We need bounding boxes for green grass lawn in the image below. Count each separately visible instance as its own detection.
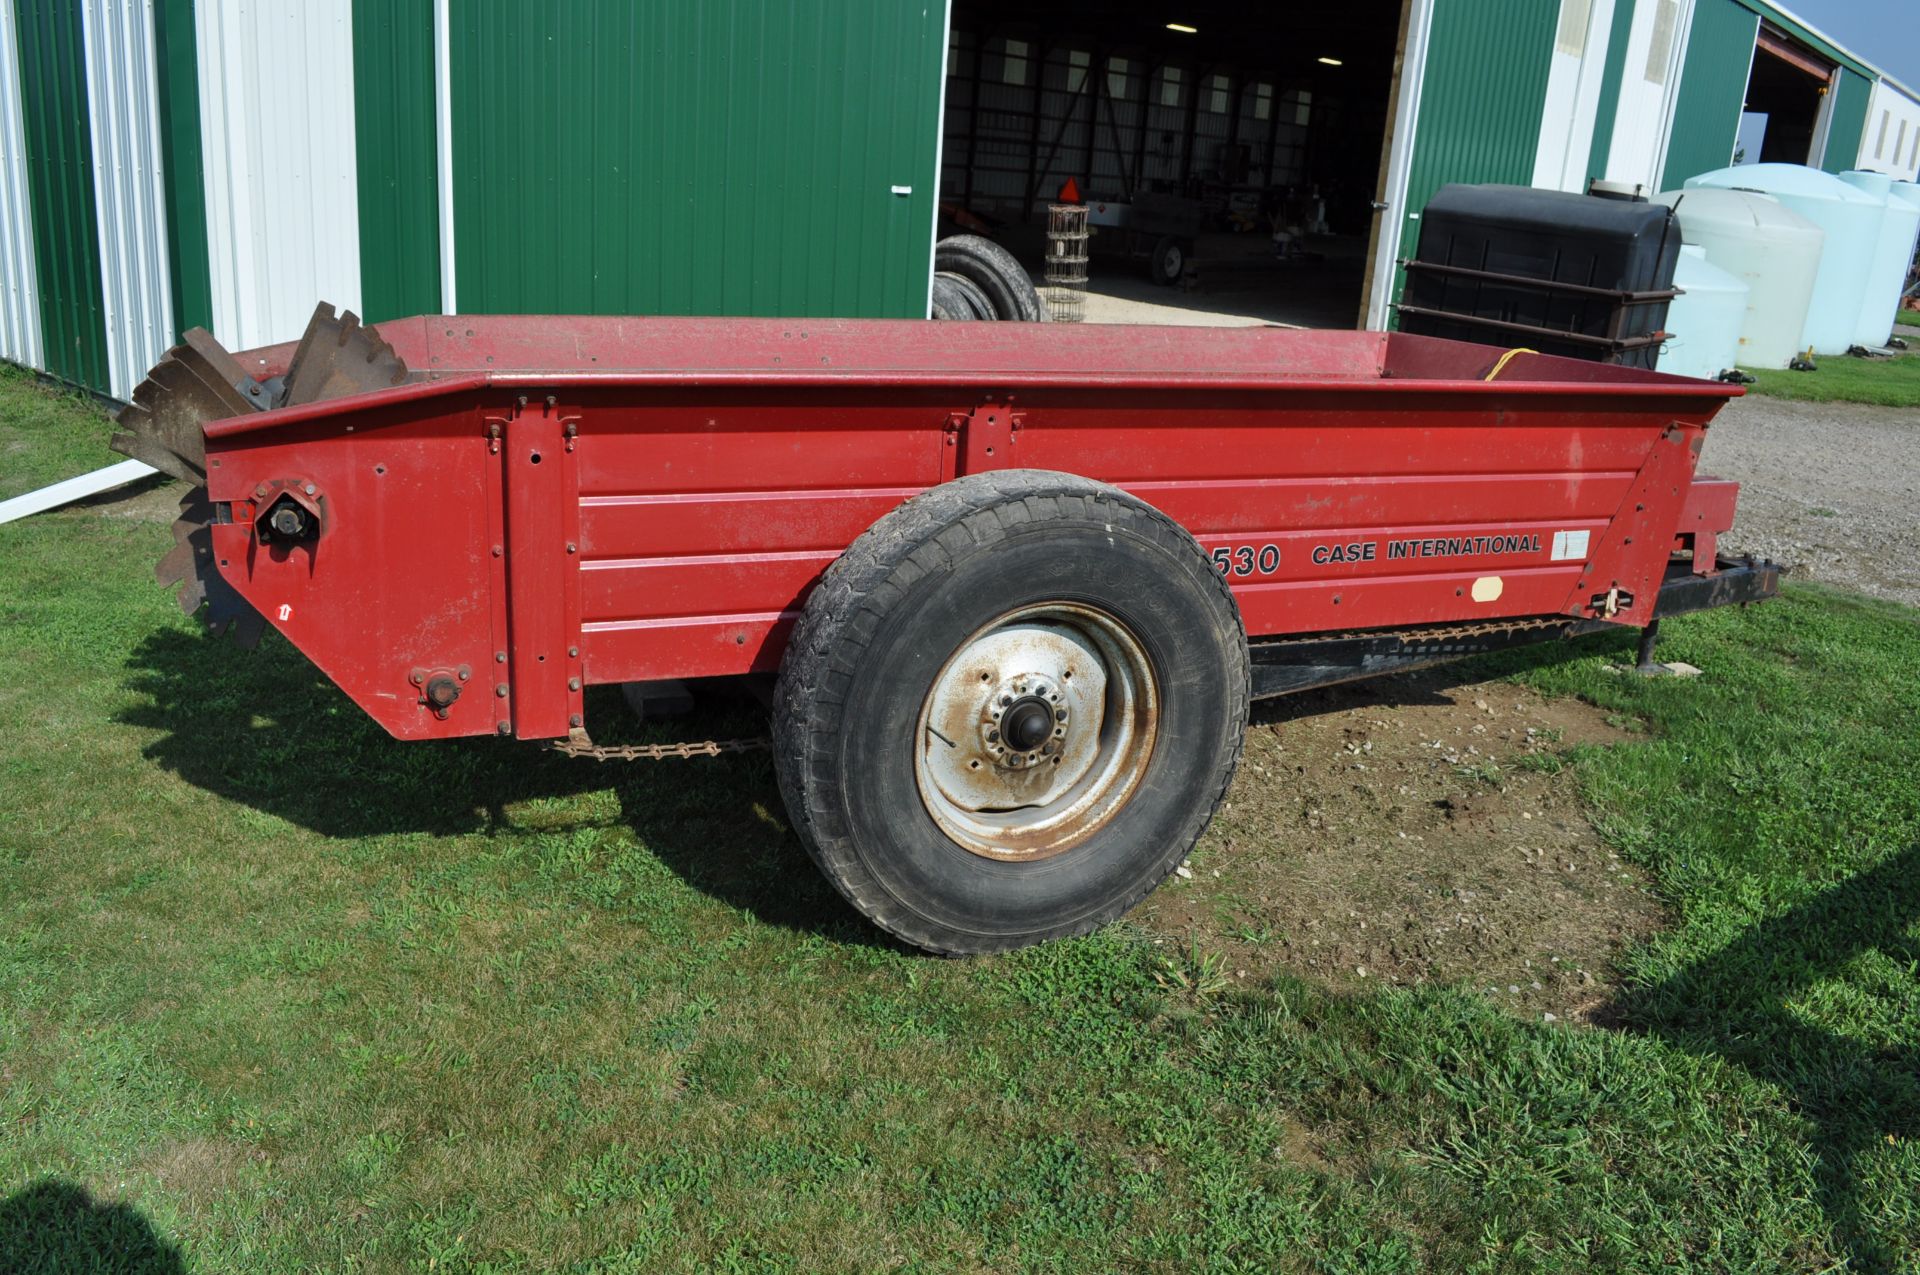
[1741,350,1920,408]
[3,373,1919,1272]
[0,363,125,502]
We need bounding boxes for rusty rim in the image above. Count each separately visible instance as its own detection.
[915,602,1159,861]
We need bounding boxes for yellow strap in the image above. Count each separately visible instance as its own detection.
[1483,347,1539,381]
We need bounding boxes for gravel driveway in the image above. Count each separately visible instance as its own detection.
[1702,393,1920,607]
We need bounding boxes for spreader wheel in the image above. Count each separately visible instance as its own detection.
[772,470,1249,954]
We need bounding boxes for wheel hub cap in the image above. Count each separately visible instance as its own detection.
[916,604,1158,861]
[999,695,1055,753]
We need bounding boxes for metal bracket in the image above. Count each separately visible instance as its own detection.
[955,400,1022,475]
[247,477,328,544]
[1557,424,1698,626]
[484,394,536,454]
[410,664,472,719]
[1589,586,1635,618]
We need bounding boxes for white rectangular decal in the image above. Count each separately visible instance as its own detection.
[1551,530,1592,562]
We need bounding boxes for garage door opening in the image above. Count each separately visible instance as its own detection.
[938,0,1407,328]
[1740,25,1836,166]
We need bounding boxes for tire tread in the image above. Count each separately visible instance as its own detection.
[773,470,1248,955]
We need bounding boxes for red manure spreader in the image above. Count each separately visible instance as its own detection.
[112,306,1775,953]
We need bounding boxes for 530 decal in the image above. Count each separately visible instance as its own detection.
[1209,544,1282,577]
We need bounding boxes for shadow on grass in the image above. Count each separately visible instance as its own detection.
[119,623,1645,950]
[116,628,874,945]
[0,1179,185,1274]
[1616,843,1920,1272]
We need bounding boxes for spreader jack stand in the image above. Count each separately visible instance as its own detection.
[1633,619,1665,675]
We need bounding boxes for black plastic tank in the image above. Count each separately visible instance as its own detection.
[1397,184,1682,368]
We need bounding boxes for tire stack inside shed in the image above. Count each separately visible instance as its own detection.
[931,235,1049,321]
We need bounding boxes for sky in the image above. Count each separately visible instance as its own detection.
[1776,0,1920,88]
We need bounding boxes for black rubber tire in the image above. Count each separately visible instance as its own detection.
[1149,235,1188,286]
[772,470,1250,955]
[938,271,998,321]
[934,234,1043,322]
[929,275,979,321]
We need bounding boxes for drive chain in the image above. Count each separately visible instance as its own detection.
[1254,615,1574,649]
[548,732,771,762]
[551,617,1576,762]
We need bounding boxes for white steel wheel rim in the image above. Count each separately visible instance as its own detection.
[915,602,1159,862]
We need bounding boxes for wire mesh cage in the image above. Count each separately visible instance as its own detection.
[1044,204,1090,324]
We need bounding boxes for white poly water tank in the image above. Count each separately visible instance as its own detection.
[1882,181,1920,334]
[1873,180,1920,337]
[1685,164,1886,355]
[1839,171,1920,347]
[1654,187,1823,369]
[1659,245,1748,380]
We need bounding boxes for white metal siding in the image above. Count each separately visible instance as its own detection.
[1861,77,1920,182]
[1533,0,1617,191]
[196,0,361,351]
[80,0,173,399]
[0,0,42,370]
[432,0,456,313]
[1603,0,1699,193]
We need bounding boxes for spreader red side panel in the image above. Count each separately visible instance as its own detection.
[203,381,505,741]
[198,322,1736,742]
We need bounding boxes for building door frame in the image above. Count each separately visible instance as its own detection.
[1361,0,1433,330]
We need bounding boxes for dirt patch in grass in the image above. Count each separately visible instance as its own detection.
[1138,668,1662,1022]
[142,1137,263,1203]
[88,475,186,525]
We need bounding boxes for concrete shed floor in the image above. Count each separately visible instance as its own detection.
[1000,227,1371,328]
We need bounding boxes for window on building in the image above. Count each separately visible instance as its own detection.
[1205,73,1231,114]
[1909,126,1920,169]
[1645,0,1678,85]
[1253,81,1273,121]
[1158,66,1183,108]
[1000,38,1028,87]
[1285,89,1312,127]
[1877,110,1892,159]
[1556,0,1593,57]
[1066,48,1090,94]
[1897,119,1911,169]
[1107,56,1132,100]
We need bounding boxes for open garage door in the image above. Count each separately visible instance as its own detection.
[938,0,1406,328]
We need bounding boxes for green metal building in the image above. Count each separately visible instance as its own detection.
[0,0,1910,400]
